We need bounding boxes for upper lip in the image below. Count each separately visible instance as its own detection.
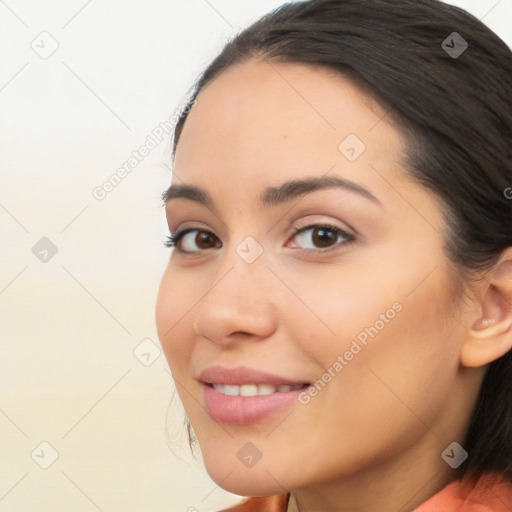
[198,365,310,386]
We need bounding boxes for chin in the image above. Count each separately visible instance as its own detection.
[203,454,290,497]
[209,477,286,498]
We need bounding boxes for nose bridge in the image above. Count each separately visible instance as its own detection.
[193,236,277,342]
[211,232,271,300]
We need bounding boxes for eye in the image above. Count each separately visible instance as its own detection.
[164,228,221,253]
[164,223,356,254]
[288,223,355,252]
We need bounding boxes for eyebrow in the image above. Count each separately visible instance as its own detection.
[163,175,383,213]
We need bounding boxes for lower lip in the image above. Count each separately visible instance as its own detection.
[202,383,308,425]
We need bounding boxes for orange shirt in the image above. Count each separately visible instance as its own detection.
[218,473,512,512]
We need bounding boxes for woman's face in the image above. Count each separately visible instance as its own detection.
[156,59,476,497]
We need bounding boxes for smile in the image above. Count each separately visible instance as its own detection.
[210,383,308,396]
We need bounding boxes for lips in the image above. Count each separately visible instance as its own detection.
[198,365,311,425]
[198,364,310,387]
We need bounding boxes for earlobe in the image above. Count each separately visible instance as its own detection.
[460,252,512,368]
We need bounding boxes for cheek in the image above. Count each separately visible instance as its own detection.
[155,267,196,375]
[284,250,459,430]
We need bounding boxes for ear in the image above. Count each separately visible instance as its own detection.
[460,248,512,368]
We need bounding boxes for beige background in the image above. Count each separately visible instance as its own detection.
[1,1,510,511]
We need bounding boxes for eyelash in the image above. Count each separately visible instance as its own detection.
[164,223,356,254]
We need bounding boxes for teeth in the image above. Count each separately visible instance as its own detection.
[223,385,241,396]
[211,383,305,396]
[257,384,276,395]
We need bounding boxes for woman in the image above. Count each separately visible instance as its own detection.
[156,0,512,510]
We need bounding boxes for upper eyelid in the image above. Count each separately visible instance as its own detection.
[171,222,353,238]
[170,214,355,235]
[166,199,362,237]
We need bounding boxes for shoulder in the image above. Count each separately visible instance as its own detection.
[218,493,289,512]
[414,472,512,512]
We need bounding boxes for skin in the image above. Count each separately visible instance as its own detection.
[156,59,512,512]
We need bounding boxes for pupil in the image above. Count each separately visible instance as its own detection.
[314,228,335,248]
[197,233,213,248]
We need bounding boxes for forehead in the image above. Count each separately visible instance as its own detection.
[172,59,405,205]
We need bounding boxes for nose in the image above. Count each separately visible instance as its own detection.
[193,247,278,346]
